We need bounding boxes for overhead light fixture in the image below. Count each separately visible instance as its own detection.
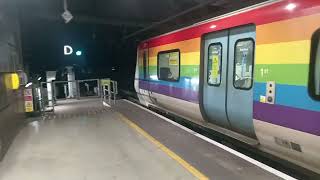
[210,25,217,29]
[285,3,297,11]
[62,10,73,24]
[38,77,42,81]
[62,0,73,23]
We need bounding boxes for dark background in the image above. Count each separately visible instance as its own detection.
[21,19,139,90]
[9,0,267,91]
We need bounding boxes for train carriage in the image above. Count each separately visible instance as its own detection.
[134,0,320,173]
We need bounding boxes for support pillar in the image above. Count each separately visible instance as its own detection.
[46,71,56,107]
[66,66,76,98]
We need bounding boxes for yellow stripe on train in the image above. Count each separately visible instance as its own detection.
[149,52,200,66]
[148,40,310,65]
[256,40,311,64]
[148,38,201,57]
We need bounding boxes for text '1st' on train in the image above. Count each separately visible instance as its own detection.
[134,0,320,174]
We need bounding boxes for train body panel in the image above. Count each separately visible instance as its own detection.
[135,0,320,173]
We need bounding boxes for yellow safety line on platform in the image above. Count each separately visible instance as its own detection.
[117,112,209,180]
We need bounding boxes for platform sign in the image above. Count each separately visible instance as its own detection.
[101,79,110,86]
[25,101,34,112]
[24,89,34,112]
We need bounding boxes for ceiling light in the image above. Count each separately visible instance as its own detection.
[285,3,297,11]
[210,25,217,29]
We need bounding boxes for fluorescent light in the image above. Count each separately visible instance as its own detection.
[25,82,33,88]
[285,3,297,11]
[37,77,42,81]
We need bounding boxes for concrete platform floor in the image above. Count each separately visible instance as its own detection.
[0,99,195,180]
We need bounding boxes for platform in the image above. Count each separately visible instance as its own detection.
[0,98,293,180]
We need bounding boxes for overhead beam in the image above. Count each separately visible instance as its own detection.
[21,12,154,28]
[123,0,228,40]
[73,15,153,27]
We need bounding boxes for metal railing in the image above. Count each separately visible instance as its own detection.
[31,78,117,113]
[39,82,55,112]
[102,80,118,106]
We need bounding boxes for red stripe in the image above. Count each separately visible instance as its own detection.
[140,0,320,49]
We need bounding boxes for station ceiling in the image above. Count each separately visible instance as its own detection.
[9,0,267,40]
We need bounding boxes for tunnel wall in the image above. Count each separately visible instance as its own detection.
[0,6,25,159]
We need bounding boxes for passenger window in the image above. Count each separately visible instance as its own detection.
[157,50,180,81]
[207,43,222,86]
[310,29,320,99]
[315,40,320,96]
[233,39,254,89]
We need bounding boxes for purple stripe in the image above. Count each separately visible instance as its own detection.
[254,102,320,136]
[140,81,199,103]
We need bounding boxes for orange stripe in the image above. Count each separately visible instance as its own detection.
[149,38,200,57]
[257,13,320,45]
[142,13,320,61]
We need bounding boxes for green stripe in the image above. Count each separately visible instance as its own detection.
[143,64,308,86]
[255,64,309,86]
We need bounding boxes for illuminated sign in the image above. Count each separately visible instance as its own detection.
[24,89,34,112]
[64,45,73,55]
[4,73,20,90]
[64,46,83,56]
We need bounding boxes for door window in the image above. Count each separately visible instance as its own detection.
[233,39,255,89]
[315,40,320,96]
[310,29,320,99]
[157,50,180,81]
[207,43,222,86]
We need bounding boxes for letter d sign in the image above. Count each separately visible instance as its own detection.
[64,45,73,55]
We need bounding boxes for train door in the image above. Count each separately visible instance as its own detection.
[136,44,152,105]
[226,25,256,137]
[202,25,256,138]
[202,30,231,128]
[142,48,154,102]
[143,51,148,80]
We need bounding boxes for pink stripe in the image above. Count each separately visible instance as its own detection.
[140,0,320,49]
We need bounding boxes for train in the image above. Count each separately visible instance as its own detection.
[134,0,320,174]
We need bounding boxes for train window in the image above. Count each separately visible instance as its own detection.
[157,49,180,81]
[233,39,255,90]
[143,51,147,79]
[207,43,222,86]
[309,29,320,100]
